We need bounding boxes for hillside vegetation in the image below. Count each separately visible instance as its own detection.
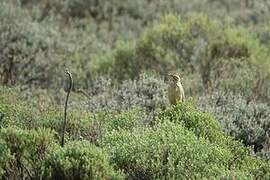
[0,0,270,179]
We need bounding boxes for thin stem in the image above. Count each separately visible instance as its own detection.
[61,69,73,147]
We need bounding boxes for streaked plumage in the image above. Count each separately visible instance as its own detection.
[167,74,185,105]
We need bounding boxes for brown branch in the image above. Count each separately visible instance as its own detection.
[77,89,91,99]
[61,69,73,147]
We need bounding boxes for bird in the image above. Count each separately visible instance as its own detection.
[167,73,185,105]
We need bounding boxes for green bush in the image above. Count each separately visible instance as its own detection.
[0,140,12,178]
[156,102,222,142]
[106,14,270,101]
[102,107,146,132]
[0,1,270,179]
[102,102,270,179]
[102,121,266,179]
[38,106,148,143]
[155,101,254,167]
[0,86,149,144]
[0,86,99,144]
[0,127,56,180]
[45,141,124,180]
[0,86,39,128]
[38,108,106,144]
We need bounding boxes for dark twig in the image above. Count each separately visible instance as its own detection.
[20,161,33,179]
[61,69,73,147]
[77,89,91,99]
[0,113,4,124]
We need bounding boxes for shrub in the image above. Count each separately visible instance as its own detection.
[155,101,255,167]
[12,0,270,28]
[156,102,222,142]
[83,73,167,113]
[38,106,148,143]
[37,109,100,143]
[0,2,64,88]
[0,140,12,178]
[106,14,270,101]
[102,120,266,179]
[0,86,39,128]
[45,141,124,180]
[102,107,146,132]
[2,2,270,102]
[198,91,270,153]
[2,1,270,98]
[0,127,56,180]
[0,86,150,144]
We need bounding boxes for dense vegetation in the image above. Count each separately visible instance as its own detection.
[1,0,270,179]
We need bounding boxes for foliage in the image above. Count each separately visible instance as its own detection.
[83,73,167,112]
[101,107,146,132]
[198,91,270,152]
[0,127,56,180]
[108,14,270,102]
[155,102,255,167]
[0,1,64,89]
[11,0,270,27]
[1,2,270,102]
[37,107,144,144]
[0,86,39,128]
[45,141,124,180]
[0,86,270,179]
[0,140,12,177]
[0,86,148,143]
[0,0,270,179]
[156,102,222,142]
[102,119,268,179]
[0,1,110,90]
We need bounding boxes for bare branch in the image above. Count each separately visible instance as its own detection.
[61,69,73,147]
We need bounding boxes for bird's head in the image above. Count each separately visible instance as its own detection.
[168,73,181,83]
